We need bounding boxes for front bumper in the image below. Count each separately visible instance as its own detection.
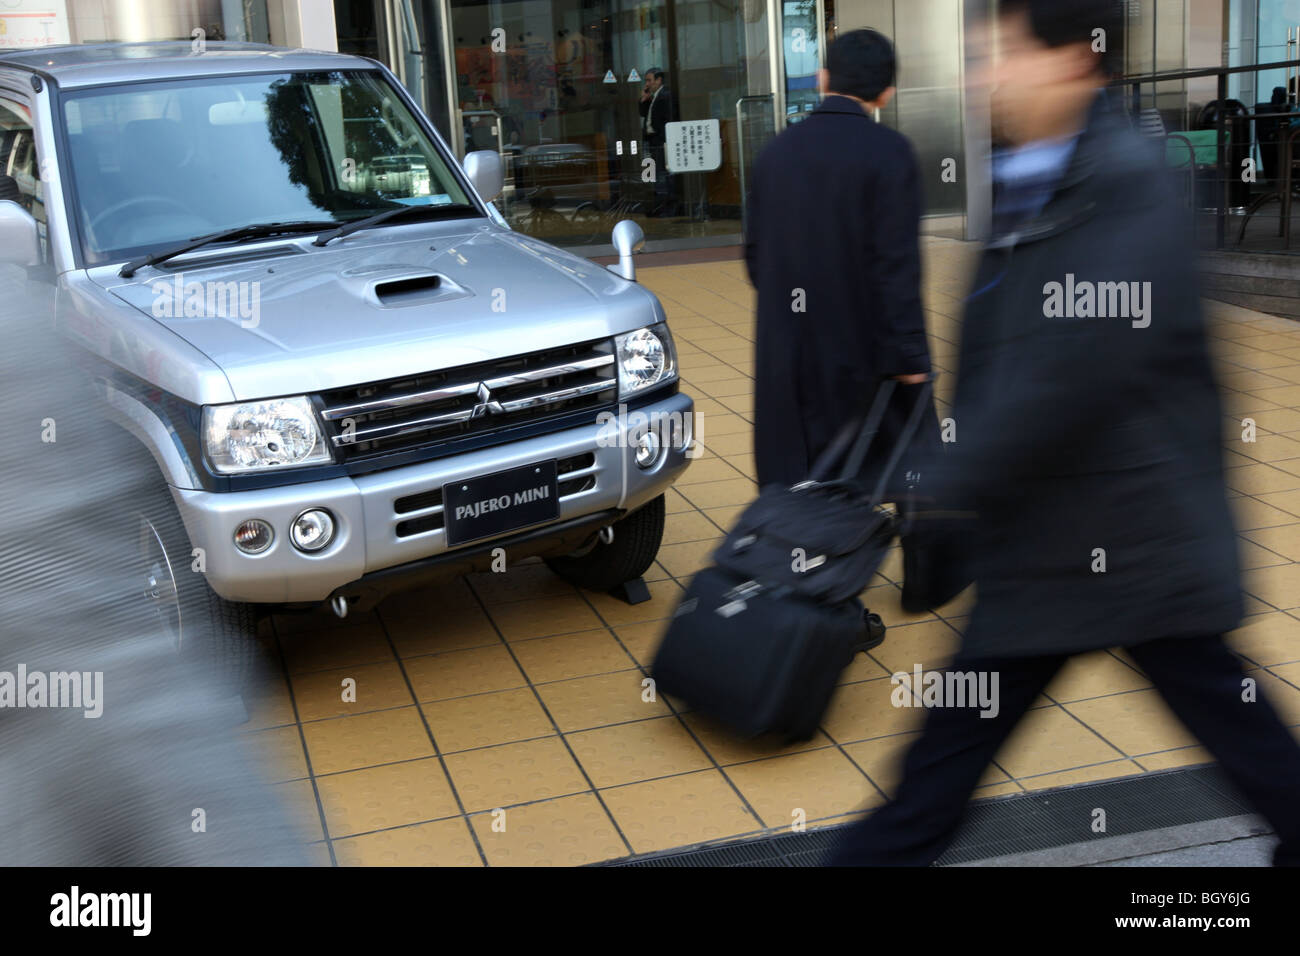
[172,391,694,604]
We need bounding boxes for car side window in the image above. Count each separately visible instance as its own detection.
[0,96,48,262]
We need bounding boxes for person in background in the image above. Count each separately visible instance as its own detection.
[830,0,1300,867]
[745,28,937,649]
[639,67,676,216]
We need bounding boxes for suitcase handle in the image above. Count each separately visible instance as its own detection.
[807,379,898,484]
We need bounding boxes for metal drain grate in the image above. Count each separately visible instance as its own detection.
[600,765,1253,867]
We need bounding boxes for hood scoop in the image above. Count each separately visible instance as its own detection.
[371,272,470,307]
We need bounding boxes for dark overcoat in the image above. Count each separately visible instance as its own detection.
[936,98,1243,658]
[745,95,932,488]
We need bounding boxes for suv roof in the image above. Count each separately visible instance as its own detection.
[0,41,377,90]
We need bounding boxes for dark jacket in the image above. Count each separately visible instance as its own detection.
[937,97,1242,658]
[639,86,675,147]
[745,95,931,489]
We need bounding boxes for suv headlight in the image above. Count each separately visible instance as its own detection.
[615,324,676,397]
[203,397,331,474]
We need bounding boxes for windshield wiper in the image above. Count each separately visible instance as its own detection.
[312,203,477,247]
[118,220,340,278]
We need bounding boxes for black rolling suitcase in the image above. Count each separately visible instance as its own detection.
[652,378,934,741]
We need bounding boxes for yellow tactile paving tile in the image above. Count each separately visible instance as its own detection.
[568,716,713,788]
[509,629,636,683]
[419,687,555,753]
[441,736,589,813]
[600,769,760,854]
[289,660,414,721]
[534,670,670,732]
[486,593,606,641]
[843,732,1010,798]
[821,676,928,744]
[315,756,460,837]
[992,706,1125,778]
[333,817,483,866]
[725,747,885,827]
[299,706,435,775]
[469,793,628,866]
[402,644,526,701]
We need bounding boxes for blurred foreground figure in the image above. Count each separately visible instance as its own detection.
[831,0,1300,866]
[0,267,313,865]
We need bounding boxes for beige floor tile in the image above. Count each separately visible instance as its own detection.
[699,432,753,457]
[1042,651,1151,702]
[403,644,526,702]
[470,792,628,866]
[290,660,414,721]
[316,756,460,837]
[333,817,482,866]
[443,736,589,812]
[674,477,757,511]
[420,687,555,752]
[868,618,962,674]
[300,706,435,775]
[601,769,760,854]
[841,648,894,683]
[1231,497,1300,530]
[510,629,636,683]
[534,670,669,732]
[661,509,725,545]
[993,705,1125,777]
[654,539,718,579]
[1244,524,1300,562]
[724,748,880,827]
[675,455,746,485]
[822,676,928,743]
[1064,689,1196,756]
[487,593,605,640]
[569,715,712,788]
[1227,611,1300,666]
[1243,562,1300,609]
[613,620,670,666]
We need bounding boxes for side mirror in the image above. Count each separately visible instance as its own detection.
[607,219,645,281]
[462,150,504,203]
[0,200,40,267]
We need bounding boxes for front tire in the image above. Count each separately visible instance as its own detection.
[136,484,260,694]
[545,495,666,592]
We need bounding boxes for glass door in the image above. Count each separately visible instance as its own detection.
[442,0,777,249]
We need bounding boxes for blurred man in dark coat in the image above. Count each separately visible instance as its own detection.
[745,29,932,492]
[831,0,1300,866]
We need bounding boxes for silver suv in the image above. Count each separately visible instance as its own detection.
[0,42,694,677]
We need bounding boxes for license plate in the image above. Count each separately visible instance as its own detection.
[442,460,559,546]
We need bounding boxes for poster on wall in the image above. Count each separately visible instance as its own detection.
[665,119,722,173]
[0,0,70,48]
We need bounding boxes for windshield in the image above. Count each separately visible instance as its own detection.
[61,70,476,266]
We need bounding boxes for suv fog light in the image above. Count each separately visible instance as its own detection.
[291,509,336,552]
[634,429,662,469]
[234,519,274,554]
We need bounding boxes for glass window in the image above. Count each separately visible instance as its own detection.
[60,70,474,266]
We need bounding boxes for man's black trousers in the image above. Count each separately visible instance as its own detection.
[829,634,1300,866]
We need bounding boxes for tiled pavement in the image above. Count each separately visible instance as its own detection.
[242,238,1300,866]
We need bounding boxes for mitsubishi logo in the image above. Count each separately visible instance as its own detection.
[470,382,504,418]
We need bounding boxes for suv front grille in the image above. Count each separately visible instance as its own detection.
[318,339,617,461]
